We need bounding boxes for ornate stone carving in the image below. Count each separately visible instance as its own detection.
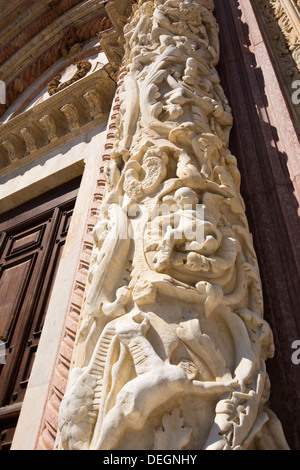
[256,0,300,78]
[0,0,83,68]
[60,103,81,130]
[99,0,137,72]
[0,135,25,165]
[100,30,126,72]
[20,127,38,154]
[39,114,59,142]
[48,60,92,96]
[37,67,127,452]
[253,0,300,131]
[58,0,289,450]
[0,0,112,118]
[0,66,116,174]
[83,89,103,118]
[1,140,18,163]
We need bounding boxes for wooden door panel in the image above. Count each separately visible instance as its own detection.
[6,226,44,257]
[0,404,21,450]
[0,256,35,343]
[11,340,38,404]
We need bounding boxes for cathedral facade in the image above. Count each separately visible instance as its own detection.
[0,0,299,450]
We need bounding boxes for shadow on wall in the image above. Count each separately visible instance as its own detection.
[214,0,300,450]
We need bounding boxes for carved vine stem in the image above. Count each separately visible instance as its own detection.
[57,0,289,450]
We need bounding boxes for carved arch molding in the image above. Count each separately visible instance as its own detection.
[252,0,300,137]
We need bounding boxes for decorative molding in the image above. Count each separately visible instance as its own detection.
[48,60,92,96]
[20,127,38,154]
[281,0,300,37]
[1,0,106,85]
[0,66,116,177]
[0,1,112,117]
[0,0,83,66]
[0,0,37,34]
[38,114,58,142]
[104,0,136,36]
[99,30,125,73]
[60,103,81,131]
[83,89,104,118]
[99,0,137,73]
[0,0,21,16]
[255,0,300,78]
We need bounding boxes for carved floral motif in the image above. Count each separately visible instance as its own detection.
[254,0,300,128]
[48,60,92,96]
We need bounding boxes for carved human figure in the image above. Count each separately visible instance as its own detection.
[146,187,222,272]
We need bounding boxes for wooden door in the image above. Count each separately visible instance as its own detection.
[0,177,81,449]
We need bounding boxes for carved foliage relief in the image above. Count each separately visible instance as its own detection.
[254,0,300,131]
[57,0,289,450]
[256,0,300,82]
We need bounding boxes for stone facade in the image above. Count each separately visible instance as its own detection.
[0,0,299,450]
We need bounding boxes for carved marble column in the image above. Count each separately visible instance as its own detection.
[57,0,289,450]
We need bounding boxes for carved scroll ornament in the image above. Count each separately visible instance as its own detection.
[255,0,300,81]
[48,60,92,96]
[57,0,289,450]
